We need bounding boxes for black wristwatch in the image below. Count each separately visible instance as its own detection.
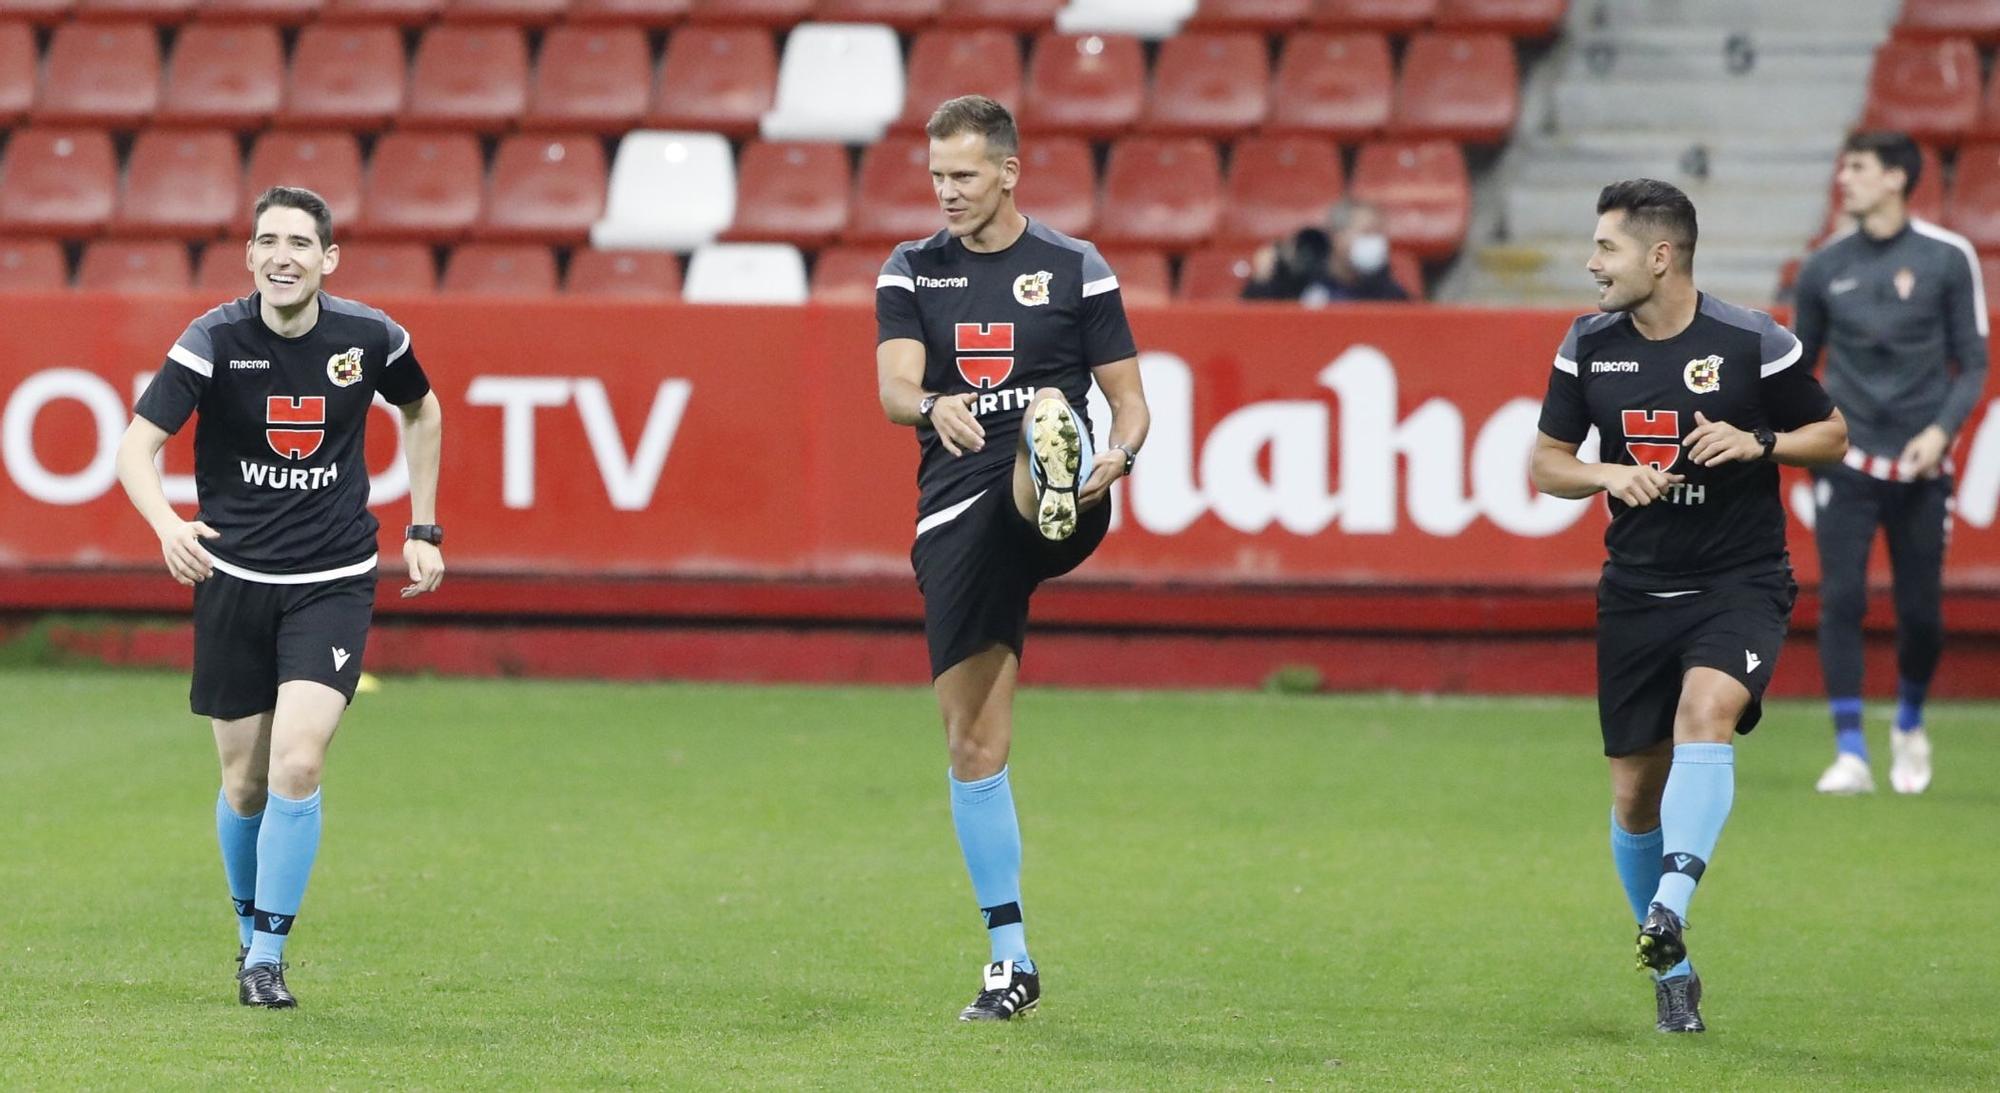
[1752,427,1777,461]
[1110,443,1137,475]
[405,524,444,546]
[917,393,940,420]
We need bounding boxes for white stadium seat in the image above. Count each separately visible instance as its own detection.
[1055,0,1197,39]
[589,131,735,252]
[682,242,810,304]
[759,23,905,143]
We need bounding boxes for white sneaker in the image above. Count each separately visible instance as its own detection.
[1815,752,1875,795]
[1890,728,1933,795]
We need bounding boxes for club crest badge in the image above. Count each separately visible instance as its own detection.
[1013,270,1052,307]
[1894,267,1916,301]
[327,347,364,388]
[1684,354,1722,394]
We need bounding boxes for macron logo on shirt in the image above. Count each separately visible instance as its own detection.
[917,275,969,289]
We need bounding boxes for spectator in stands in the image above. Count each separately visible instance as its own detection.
[1243,200,1409,305]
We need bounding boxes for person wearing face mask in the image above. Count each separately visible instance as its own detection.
[1243,200,1410,305]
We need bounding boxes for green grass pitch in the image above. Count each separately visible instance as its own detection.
[3,669,1996,1089]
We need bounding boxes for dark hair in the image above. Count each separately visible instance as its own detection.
[925,95,1019,160]
[1843,130,1922,198]
[252,185,334,247]
[1596,178,1698,270]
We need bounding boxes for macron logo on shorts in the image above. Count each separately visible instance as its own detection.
[1745,650,1762,674]
[332,646,351,671]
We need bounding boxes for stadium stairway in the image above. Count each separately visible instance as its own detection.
[1447,0,1900,306]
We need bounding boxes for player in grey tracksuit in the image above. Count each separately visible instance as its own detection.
[1792,131,1989,796]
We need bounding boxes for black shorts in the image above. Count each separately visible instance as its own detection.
[911,485,1111,678]
[1595,570,1797,757]
[191,570,376,720]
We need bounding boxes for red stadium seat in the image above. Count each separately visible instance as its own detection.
[649,26,777,137]
[0,239,68,291]
[78,240,193,292]
[442,0,563,22]
[1946,141,2000,249]
[726,141,852,248]
[1096,137,1223,251]
[115,129,241,239]
[327,241,436,295]
[356,132,483,241]
[1220,136,1343,244]
[1436,0,1564,36]
[1142,32,1269,137]
[1095,247,1169,307]
[159,24,283,129]
[1863,37,1981,145]
[569,0,686,22]
[1177,245,1255,300]
[809,244,883,303]
[282,24,407,131]
[241,131,364,233]
[1899,0,2000,43]
[567,248,682,297]
[1187,0,1309,31]
[898,28,1024,131]
[1349,139,1469,258]
[1017,136,1096,238]
[35,22,161,127]
[847,136,942,244]
[1308,0,1435,32]
[1818,145,1944,238]
[195,0,321,24]
[685,0,809,23]
[442,243,559,295]
[195,240,252,293]
[526,26,651,133]
[1267,31,1391,139]
[320,0,438,22]
[478,135,607,245]
[937,0,1055,30]
[0,21,33,126]
[0,128,118,237]
[405,26,529,133]
[75,0,195,22]
[816,0,940,29]
[1391,31,1518,144]
[0,0,75,25]
[1021,32,1145,139]
[1972,64,2000,137]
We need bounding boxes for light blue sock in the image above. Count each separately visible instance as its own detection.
[1610,817,1690,977]
[244,788,321,969]
[1894,678,1927,733]
[1831,697,1866,759]
[215,790,262,948]
[949,767,1032,973]
[1653,743,1735,921]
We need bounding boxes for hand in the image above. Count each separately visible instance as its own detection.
[401,539,444,598]
[928,393,985,456]
[1599,464,1685,507]
[1077,448,1127,508]
[155,520,219,586]
[1898,425,1949,478]
[1683,411,1763,466]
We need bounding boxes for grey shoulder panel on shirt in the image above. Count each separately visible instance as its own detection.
[178,296,258,360]
[877,230,953,283]
[1022,219,1115,289]
[1555,310,1622,370]
[321,292,413,364]
[1698,292,1800,372]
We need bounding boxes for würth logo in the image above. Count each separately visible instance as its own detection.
[266,396,327,460]
[1621,409,1682,473]
[955,323,1015,389]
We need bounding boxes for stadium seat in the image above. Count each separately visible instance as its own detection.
[442,243,560,295]
[816,0,940,29]
[195,241,252,294]
[442,0,564,22]
[1095,247,1169,306]
[1435,0,1564,36]
[241,131,364,233]
[0,0,75,25]
[1898,0,2000,43]
[1017,135,1097,238]
[726,141,852,248]
[1187,0,1309,31]
[75,0,195,22]
[1267,31,1392,140]
[649,26,778,137]
[158,24,283,130]
[1142,31,1269,137]
[325,241,436,294]
[685,0,810,23]
[1021,32,1145,138]
[282,24,407,131]
[1055,0,1195,37]
[761,22,906,143]
[525,26,651,133]
[682,241,808,303]
[115,129,241,239]
[1862,37,1981,145]
[78,241,193,292]
[195,0,321,24]
[0,239,68,291]
[321,0,437,19]
[479,135,607,245]
[1946,142,2000,249]
[405,26,529,133]
[34,22,161,127]
[897,29,1024,132]
[570,0,687,21]
[1177,244,1254,300]
[808,243,884,302]
[1096,137,1223,251]
[1972,64,2000,137]
[1219,136,1343,244]
[566,248,683,297]
[937,0,1055,28]
[0,128,118,237]
[846,136,943,243]
[0,21,33,126]
[1349,139,1469,258]
[1308,0,1435,31]
[356,132,484,242]
[1389,248,1424,299]
[1391,32,1518,144]
[591,130,736,250]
